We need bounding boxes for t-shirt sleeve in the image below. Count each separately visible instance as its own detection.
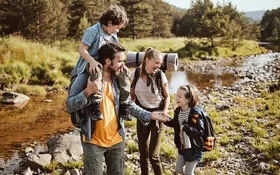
[161,71,168,84]
[129,69,136,81]
[81,27,97,47]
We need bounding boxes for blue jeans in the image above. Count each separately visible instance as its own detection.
[83,141,125,175]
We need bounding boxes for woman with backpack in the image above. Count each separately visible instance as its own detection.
[130,48,170,175]
[164,84,205,175]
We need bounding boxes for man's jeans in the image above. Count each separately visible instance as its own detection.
[83,141,125,175]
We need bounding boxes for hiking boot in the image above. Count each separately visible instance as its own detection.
[120,104,132,121]
[88,102,103,120]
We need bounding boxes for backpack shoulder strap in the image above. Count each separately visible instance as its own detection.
[155,69,164,98]
[131,66,141,89]
[188,106,203,124]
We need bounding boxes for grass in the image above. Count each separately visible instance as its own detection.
[0,36,78,92]
[0,35,267,95]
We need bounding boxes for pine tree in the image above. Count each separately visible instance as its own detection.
[151,0,173,38]
[50,0,70,41]
[76,13,90,39]
[68,0,86,39]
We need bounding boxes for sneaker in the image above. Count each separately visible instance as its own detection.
[88,102,103,120]
[120,104,132,121]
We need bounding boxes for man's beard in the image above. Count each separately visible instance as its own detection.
[108,63,121,76]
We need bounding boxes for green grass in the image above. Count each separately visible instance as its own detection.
[0,35,267,95]
[126,140,138,154]
[0,36,78,92]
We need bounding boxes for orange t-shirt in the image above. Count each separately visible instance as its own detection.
[83,81,123,147]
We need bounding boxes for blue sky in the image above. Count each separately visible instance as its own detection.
[163,0,280,12]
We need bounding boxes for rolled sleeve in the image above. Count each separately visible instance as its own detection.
[66,73,88,113]
[128,101,151,122]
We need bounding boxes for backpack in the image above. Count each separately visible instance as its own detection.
[131,66,164,100]
[190,106,216,152]
[67,69,85,128]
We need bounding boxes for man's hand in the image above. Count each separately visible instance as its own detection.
[150,111,171,122]
[84,77,101,98]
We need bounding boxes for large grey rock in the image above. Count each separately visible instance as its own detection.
[14,153,51,174]
[47,133,82,163]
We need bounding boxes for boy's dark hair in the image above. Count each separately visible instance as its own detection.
[98,42,126,65]
[99,5,129,27]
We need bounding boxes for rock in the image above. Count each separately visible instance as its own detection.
[22,167,33,175]
[1,92,30,108]
[216,104,231,111]
[1,92,30,104]
[47,133,83,163]
[25,147,34,154]
[14,153,51,173]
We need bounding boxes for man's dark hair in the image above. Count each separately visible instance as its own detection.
[98,42,126,65]
[99,5,129,27]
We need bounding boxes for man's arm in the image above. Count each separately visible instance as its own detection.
[127,100,170,123]
[66,74,101,113]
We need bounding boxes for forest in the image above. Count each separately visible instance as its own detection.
[1,0,280,45]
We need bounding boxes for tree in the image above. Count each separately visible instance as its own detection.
[120,0,153,40]
[50,0,70,40]
[0,0,8,35]
[260,8,280,41]
[68,0,86,39]
[24,0,55,42]
[151,0,173,38]
[76,13,90,39]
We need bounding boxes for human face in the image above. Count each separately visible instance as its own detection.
[106,22,124,35]
[176,88,189,109]
[108,52,125,75]
[145,55,162,74]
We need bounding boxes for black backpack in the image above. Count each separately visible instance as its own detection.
[190,106,216,151]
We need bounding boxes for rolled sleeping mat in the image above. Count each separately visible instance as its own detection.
[126,52,178,71]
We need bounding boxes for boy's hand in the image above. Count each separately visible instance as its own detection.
[122,64,129,73]
[89,59,103,74]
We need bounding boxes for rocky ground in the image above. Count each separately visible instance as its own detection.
[1,52,280,175]
[183,52,280,175]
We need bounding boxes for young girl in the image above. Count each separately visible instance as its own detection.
[165,84,205,175]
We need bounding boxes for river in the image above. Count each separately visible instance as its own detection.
[0,43,279,164]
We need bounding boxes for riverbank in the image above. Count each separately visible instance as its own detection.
[1,52,279,174]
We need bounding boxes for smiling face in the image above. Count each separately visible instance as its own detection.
[108,52,125,75]
[145,53,163,74]
[176,88,189,108]
[104,21,124,35]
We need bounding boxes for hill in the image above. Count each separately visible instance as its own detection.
[245,10,266,22]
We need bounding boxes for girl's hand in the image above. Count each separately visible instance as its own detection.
[150,111,170,122]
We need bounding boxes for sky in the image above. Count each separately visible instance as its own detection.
[163,0,280,12]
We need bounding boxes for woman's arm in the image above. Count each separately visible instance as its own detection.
[162,82,170,115]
